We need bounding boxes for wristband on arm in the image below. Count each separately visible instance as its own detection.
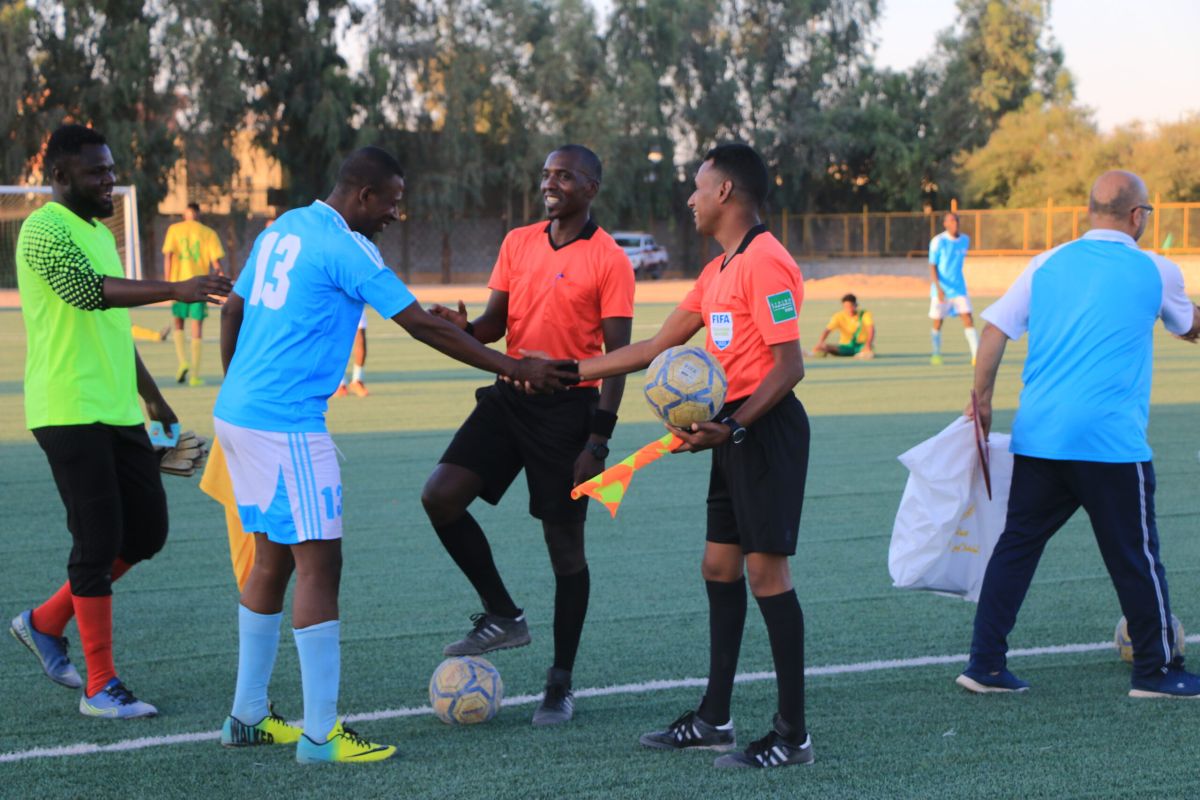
[591,409,618,439]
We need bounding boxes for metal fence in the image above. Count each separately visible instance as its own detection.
[769,198,1200,258]
[4,195,1198,289]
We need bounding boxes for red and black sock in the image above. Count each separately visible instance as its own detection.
[32,558,132,637]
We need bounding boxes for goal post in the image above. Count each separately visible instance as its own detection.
[0,185,143,288]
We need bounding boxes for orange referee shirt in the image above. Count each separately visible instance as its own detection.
[680,225,804,401]
[489,219,635,388]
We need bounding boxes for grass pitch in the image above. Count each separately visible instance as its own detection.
[1,295,1198,799]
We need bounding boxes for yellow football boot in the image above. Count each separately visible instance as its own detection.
[221,704,303,747]
[295,721,396,764]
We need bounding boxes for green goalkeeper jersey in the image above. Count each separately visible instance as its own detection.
[17,202,141,429]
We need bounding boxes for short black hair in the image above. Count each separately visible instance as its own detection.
[44,124,107,174]
[944,211,959,222]
[703,143,768,206]
[336,146,405,191]
[186,202,201,213]
[551,144,602,184]
[841,293,857,304]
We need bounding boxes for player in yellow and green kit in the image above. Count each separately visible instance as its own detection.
[9,124,231,719]
[163,202,225,386]
[810,293,875,359]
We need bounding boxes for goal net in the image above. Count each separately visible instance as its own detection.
[0,185,143,289]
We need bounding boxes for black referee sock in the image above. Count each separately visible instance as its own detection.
[551,565,590,673]
[756,589,806,742]
[434,514,520,619]
[697,577,747,727]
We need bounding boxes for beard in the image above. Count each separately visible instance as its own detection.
[65,183,114,219]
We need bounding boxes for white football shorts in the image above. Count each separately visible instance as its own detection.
[214,418,343,545]
[357,309,368,330]
[929,294,973,320]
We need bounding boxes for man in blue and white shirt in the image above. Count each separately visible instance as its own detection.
[214,147,579,763]
[960,170,1200,698]
[928,212,978,365]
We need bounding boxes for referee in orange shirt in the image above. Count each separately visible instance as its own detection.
[422,145,634,726]
[578,143,811,769]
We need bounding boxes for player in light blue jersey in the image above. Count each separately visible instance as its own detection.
[961,170,1200,699]
[214,146,579,764]
[928,212,978,365]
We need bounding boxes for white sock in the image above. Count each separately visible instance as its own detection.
[964,327,979,360]
[351,365,364,383]
[931,329,942,356]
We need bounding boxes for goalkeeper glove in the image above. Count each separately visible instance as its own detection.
[158,430,209,477]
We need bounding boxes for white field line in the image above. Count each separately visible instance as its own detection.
[4,634,1197,764]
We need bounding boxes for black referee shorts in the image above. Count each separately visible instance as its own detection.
[706,393,809,555]
[32,423,169,597]
[439,381,598,524]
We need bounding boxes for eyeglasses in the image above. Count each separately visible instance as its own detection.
[1132,204,1154,216]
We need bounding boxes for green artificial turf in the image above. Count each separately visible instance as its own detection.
[0,297,1197,799]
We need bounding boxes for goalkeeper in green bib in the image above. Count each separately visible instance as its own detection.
[9,124,231,719]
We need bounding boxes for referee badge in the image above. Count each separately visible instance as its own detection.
[766,291,797,324]
[710,311,733,350]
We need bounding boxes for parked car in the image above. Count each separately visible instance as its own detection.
[612,231,668,279]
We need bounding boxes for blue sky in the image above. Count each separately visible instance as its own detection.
[588,0,1199,131]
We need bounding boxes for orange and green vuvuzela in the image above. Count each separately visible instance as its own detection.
[570,433,683,517]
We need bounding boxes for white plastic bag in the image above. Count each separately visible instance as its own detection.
[888,416,1013,602]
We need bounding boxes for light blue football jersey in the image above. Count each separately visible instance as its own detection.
[214,201,415,432]
[983,229,1194,463]
[929,232,970,299]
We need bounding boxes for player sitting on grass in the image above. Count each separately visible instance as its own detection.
[576,143,813,769]
[11,124,231,719]
[960,170,1200,698]
[810,293,874,359]
[215,146,577,764]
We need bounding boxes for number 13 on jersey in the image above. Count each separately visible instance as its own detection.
[249,231,302,309]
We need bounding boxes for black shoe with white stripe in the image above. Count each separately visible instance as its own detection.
[713,714,814,769]
[443,612,531,656]
[639,709,736,751]
[531,667,575,726]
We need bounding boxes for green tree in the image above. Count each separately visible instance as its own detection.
[958,97,1098,207]
[162,0,259,196]
[1126,116,1200,203]
[26,0,178,267]
[813,66,938,211]
[0,1,37,182]
[499,0,619,220]
[753,0,881,212]
[365,0,537,280]
[960,109,1200,210]
[605,0,880,218]
[924,0,1070,203]
[241,0,364,207]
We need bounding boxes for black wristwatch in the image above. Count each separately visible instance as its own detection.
[585,441,610,460]
[721,417,747,444]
